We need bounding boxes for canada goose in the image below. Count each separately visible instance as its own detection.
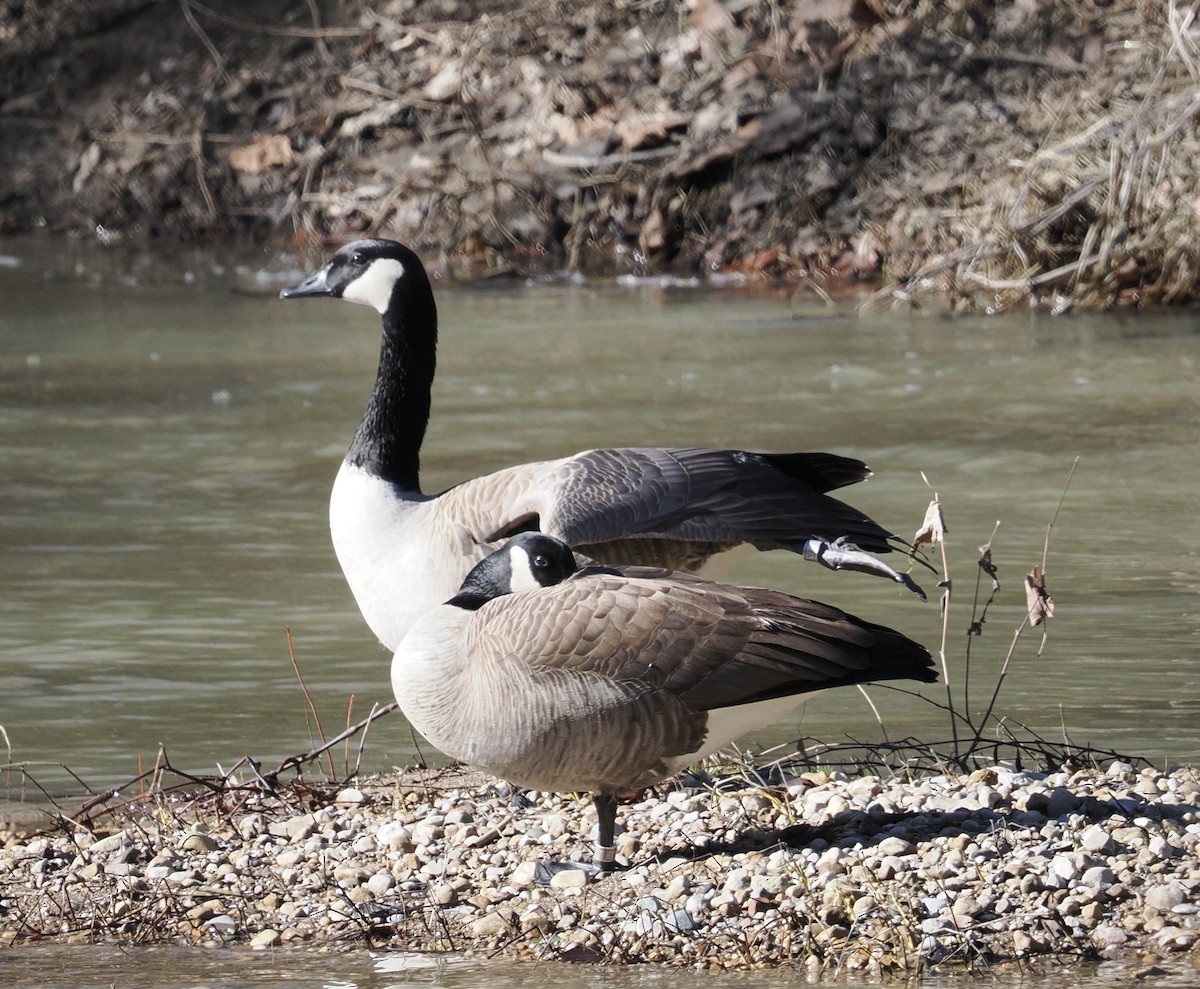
[280,239,924,651]
[393,532,936,870]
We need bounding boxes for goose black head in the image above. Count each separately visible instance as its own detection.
[450,533,579,610]
[280,239,431,316]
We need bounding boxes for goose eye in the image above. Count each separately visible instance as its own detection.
[350,253,366,267]
[532,554,549,570]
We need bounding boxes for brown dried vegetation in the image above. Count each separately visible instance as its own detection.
[2,0,1200,307]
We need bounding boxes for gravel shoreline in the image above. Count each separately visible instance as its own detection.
[2,761,1198,972]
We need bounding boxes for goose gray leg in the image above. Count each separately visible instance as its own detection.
[530,793,620,884]
[593,792,618,872]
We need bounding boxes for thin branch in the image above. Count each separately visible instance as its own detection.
[285,627,336,778]
[271,701,399,778]
[179,0,230,84]
[1042,457,1080,572]
[184,0,364,38]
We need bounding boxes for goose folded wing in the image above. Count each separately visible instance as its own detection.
[464,572,932,715]
[531,448,902,555]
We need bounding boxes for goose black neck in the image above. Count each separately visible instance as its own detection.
[446,587,493,611]
[345,275,437,491]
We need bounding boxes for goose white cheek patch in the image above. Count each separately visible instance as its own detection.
[342,258,406,313]
[506,546,542,593]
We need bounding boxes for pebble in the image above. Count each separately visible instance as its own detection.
[3,763,1198,971]
[1081,824,1115,854]
[249,929,281,948]
[182,832,219,853]
[1145,880,1188,912]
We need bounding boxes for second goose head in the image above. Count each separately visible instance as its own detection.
[280,239,434,317]
[448,532,580,611]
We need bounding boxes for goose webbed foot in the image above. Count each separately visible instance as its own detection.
[532,858,601,884]
[530,843,618,884]
[530,793,622,884]
[803,537,927,601]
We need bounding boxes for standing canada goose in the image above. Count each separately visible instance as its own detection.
[393,532,937,870]
[280,239,924,651]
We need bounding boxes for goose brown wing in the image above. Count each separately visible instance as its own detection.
[465,570,934,714]
[463,572,742,689]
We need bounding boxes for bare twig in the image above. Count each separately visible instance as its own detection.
[285,627,336,778]
[270,701,399,778]
[1,724,11,790]
[1041,457,1079,572]
[854,685,888,744]
[302,0,332,60]
[344,694,356,778]
[964,521,1002,713]
[184,0,364,39]
[179,0,230,84]
[915,475,955,752]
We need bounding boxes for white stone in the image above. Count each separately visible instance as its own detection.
[509,861,539,886]
[878,836,916,857]
[1145,881,1187,912]
[367,871,395,897]
[1081,825,1115,854]
[1050,854,1080,882]
[250,928,281,948]
[548,869,588,889]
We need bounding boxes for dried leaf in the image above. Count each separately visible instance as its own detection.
[688,0,745,53]
[615,112,690,153]
[977,544,999,587]
[229,134,293,176]
[1025,565,1055,626]
[73,142,102,194]
[423,61,463,102]
[851,228,882,275]
[912,497,947,552]
[640,209,667,253]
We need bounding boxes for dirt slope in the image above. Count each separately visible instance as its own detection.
[2,0,1198,308]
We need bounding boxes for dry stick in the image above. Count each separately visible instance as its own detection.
[963,521,1002,718]
[271,700,399,779]
[352,701,388,778]
[854,685,889,744]
[185,0,365,38]
[191,125,216,218]
[1034,456,1079,656]
[1042,457,1079,573]
[301,0,331,61]
[966,621,1030,762]
[1,723,11,790]
[285,627,337,779]
[925,485,957,756]
[178,0,230,85]
[966,459,1079,759]
[344,693,356,779]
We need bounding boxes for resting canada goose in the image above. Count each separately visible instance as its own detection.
[280,239,924,651]
[393,532,937,870]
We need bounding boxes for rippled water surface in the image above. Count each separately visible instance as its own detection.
[2,238,1198,802]
[4,943,1200,989]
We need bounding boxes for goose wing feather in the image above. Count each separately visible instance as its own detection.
[465,570,934,718]
[533,448,899,555]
